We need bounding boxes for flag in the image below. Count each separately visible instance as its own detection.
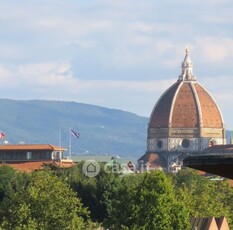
[0,132,5,139]
[71,129,80,138]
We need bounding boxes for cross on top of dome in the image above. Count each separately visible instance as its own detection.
[178,48,196,81]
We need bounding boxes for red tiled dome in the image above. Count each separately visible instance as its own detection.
[149,49,224,130]
[149,81,223,129]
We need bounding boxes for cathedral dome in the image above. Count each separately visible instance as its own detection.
[149,49,224,130]
[139,48,226,172]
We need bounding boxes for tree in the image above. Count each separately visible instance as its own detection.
[0,170,92,230]
[0,165,16,202]
[66,162,122,223]
[104,171,190,230]
[173,168,232,228]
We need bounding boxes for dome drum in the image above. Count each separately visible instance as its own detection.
[147,136,225,154]
[148,127,225,139]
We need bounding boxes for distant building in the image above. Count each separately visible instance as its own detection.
[0,144,73,172]
[71,155,116,164]
[71,155,135,174]
[138,49,226,171]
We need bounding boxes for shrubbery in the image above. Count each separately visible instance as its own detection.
[0,164,232,229]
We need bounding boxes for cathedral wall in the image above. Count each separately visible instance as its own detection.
[169,128,199,138]
[149,127,225,138]
[200,128,225,138]
[147,136,226,153]
[148,128,168,138]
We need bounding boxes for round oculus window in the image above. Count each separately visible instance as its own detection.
[181,139,190,148]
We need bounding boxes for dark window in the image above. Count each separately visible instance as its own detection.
[157,140,163,148]
[46,151,51,159]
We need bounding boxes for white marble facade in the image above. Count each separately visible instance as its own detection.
[147,137,225,153]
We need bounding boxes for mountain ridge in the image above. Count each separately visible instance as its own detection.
[0,99,148,158]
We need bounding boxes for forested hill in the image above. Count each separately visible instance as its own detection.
[0,99,148,158]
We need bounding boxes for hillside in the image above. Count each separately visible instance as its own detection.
[0,99,148,158]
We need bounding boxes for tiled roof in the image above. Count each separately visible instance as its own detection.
[149,81,224,129]
[171,82,199,128]
[194,84,223,128]
[2,161,52,172]
[0,144,67,151]
[138,153,167,169]
[1,160,75,173]
[150,81,180,128]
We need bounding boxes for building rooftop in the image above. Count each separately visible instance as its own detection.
[71,155,116,163]
[0,144,67,151]
[3,160,75,173]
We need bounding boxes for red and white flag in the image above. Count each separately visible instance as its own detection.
[0,132,5,139]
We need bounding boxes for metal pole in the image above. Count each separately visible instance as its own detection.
[59,127,62,161]
[69,129,71,159]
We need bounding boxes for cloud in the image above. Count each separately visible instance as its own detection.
[0,0,233,126]
[78,79,174,93]
[194,37,233,62]
[0,62,79,97]
[0,60,174,117]
[0,66,16,86]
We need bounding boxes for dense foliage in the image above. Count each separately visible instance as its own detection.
[0,167,92,230]
[0,164,232,229]
[173,168,233,227]
[103,171,190,230]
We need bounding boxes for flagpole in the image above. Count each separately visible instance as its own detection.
[69,129,79,159]
[69,128,71,159]
[59,127,62,161]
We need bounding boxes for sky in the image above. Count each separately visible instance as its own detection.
[1,0,233,128]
